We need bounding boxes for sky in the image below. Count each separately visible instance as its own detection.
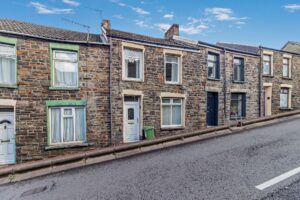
[1,0,300,49]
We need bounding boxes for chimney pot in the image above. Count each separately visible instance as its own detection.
[165,24,179,39]
[101,19,111,30]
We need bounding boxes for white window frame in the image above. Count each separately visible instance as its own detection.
[280,84,292,109]
[49,106,86,145]
[0,43,17,86]
[52,50,78,88]
[283,54,292,78]
[161,97,184,128]
[164,53,182,84]
[262,51,273,76]
[122,43,144,82]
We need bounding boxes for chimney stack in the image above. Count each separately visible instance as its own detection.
[165,24,179,39]
[101,19,111,30]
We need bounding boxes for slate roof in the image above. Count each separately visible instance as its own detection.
[0,19,103,43]
[106,29,199,50]
[282,41,300,54]
[216,42,260,55]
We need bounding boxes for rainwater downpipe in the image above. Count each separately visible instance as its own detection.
[258,46,263,117]
[109,37,113,145]
[223,48,227,122]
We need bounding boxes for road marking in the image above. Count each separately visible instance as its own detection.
[256,166,300,190]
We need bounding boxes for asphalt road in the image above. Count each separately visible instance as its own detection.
[2,117,300,200]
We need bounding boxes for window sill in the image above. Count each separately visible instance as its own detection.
[230,117,246,120]
[207,78,221,81]
[279,107,292,111]
[262,75,274,78]
[232,81,246,84]
[165,82,182,85]
[282,77,293,80]
[45,142,93,150]
[161,126,184,130]
[122,78,144,82]
[0,84,18,89]
[49,86,80,91]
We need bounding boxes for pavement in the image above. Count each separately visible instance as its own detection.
[1,117,300,199]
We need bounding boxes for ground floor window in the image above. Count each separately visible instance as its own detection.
[280,88,289,108]
[162,98,183,127]
[49,107,86,144]
[230,93,246,119]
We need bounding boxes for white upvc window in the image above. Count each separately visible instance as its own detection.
[0,43,16,86]
[53,50,78,87]
[165,54,180,84]
[161,98,183,128]
[123,47,143,81]
[263,54,272,75]
[283,57,291,78]
[49,107,86,144]
[280,88,289,108]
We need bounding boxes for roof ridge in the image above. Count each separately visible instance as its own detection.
[1,18,98,36]
[217,41,258,48]
[108,28,164,41]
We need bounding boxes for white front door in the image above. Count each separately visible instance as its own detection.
[124,97,140,143]
[0,111,15,165]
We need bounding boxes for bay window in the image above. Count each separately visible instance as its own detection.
[165,54,180,83]
[0,43,16,86]
[162,98,183,127]
[124,47,143,80]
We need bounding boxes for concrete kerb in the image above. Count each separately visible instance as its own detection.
[0,110,300,185]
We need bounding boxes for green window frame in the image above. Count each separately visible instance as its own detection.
[49,43,80,90]
[0,36,18,88]
[46,100,87,145]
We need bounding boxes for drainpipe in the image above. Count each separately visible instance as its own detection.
[108,37,113,145]
[258,46,263,117]
[223,48,227,123]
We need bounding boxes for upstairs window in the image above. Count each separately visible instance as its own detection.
[53,50,78,88]
[230,93,246,119]
[263,54,272,75]
[124,48,143,80]
[283,58,290,78]
[165,54,180,84]
[0,43,16,86]
[207,53,220,79]
[233,57,244,82]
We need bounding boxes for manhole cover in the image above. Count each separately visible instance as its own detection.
[21,182,55,198]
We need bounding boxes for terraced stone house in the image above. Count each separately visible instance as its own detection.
[218,42,300,117]
[0,18,298,165]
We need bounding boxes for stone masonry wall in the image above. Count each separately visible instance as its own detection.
[262,49,300,115]
[111,39,207,144]
[0,33,110,163]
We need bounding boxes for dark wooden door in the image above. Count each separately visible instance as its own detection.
[207,92,218,126]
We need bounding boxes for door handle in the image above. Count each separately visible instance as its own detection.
[0,139,10,143]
